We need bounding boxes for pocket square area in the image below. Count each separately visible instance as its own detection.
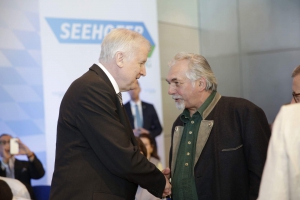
[222,144,243,151]
[21,168,27,172]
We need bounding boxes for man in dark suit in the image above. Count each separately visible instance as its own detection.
[0,133,45,200]
[164,52,271,200]
[50,28,171,200]
[124,81,163,139]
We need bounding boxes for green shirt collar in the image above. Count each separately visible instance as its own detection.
[180,90,217,121]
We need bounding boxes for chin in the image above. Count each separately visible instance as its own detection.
[175,102,185,110]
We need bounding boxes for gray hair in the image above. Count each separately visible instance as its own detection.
[99,28,151,62]
[292,65,300,78]
[168,52,217,91]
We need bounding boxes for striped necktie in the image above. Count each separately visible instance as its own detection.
[117,92,123,106]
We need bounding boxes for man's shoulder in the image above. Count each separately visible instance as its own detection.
[219,96,259,108]
[217,96,264,116]
[141,101,154,107]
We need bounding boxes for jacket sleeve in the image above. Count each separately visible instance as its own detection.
[29,154,45,179]
[241,104,271,200]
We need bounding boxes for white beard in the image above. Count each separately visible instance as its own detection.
[172,95,185,110]
[175,99,185,110]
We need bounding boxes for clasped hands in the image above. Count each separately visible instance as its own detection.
[162,167,171,198]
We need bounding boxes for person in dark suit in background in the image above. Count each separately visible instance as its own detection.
[164,52,270,200]
[49,28,171,200]
[124,81,163,139]
[0,133,45,200]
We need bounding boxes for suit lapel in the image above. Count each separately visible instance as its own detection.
[193,92,221,167]
[194,120,214,168]
[171,126,184,175]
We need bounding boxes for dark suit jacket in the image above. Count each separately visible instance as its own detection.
[0,155,45,200]
[124,101,163,138]
[169,93,271,200]
[50,64,165,200]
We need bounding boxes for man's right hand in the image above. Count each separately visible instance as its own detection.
[162,167,171,198]
[162,175,171,198]
[162,167,171,179]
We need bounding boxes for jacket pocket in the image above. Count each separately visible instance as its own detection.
[221,144,243,152]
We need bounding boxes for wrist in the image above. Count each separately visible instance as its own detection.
[27,152,34,158]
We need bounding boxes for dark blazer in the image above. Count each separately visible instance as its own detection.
[0,155,45,200]
[124,101,163,138]
[50,64,165,200]
[169,93,271,200]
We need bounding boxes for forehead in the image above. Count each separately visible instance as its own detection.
[133,45,149,60]
[0,135,11,140]
[167,60,189,82]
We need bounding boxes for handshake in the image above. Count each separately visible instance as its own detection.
[162,167,172,198]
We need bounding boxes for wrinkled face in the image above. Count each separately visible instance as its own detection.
[0,135,12,157]
[128,81,141,101]
[291,74,300,104]
[120,45,149,91]
[140,137,153,159]
[166,60,199,110]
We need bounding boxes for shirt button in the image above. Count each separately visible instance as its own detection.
[191,121,194,124]
[185,163,188,166]
[187,152,190,156]
[189,131,192,134]
[188,141,191,144]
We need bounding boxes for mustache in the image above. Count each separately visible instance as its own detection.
[172,95,183,99]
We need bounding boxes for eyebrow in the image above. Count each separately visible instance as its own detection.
[165,78,179,83]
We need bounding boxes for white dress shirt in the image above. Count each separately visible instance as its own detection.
[96,63,120,94]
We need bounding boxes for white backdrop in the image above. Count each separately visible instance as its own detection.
[39,0,164,184]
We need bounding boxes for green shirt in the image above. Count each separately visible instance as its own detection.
[172,91,216,200]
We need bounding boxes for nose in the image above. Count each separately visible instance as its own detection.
[168,84,175,95]
[140,65,146,77]
[291,98,296,104]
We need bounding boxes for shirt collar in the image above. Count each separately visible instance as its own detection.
[96,62,120,94]
[130,100,142,107]
[180,90,217,120]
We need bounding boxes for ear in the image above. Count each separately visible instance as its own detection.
[198,78,206,91]
[115,51,124,68]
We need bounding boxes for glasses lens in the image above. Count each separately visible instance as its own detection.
[293,92,300,103]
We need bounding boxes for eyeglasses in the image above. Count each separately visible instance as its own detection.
[292,92,300,103]
[0,140,10,145]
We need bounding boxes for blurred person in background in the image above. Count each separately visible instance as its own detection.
[258,103,300,200]
[0,176,31,200]
[291,65,300,104]
[139,133,163,171]
[135,135,161,200]
[0,133,45,200]
[124,81,163,139]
